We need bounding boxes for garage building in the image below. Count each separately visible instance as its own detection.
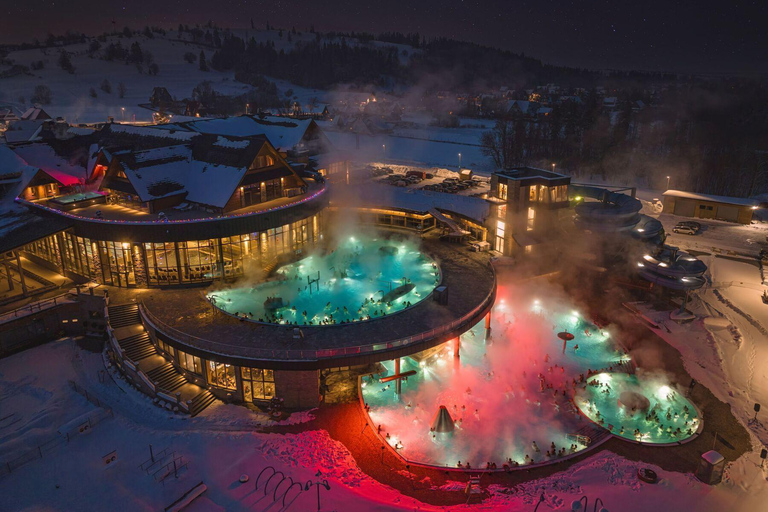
[662,190,760,224]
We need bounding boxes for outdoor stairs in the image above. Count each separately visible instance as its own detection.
[119,332,156,361]
[572,424,612,446]
[146,363,187,393]
[188,390,217,416]
[108,303,140,328]
[263,256,281,276]
[614,360,637,375]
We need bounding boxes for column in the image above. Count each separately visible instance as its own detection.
[485,311,492,339]
[394,358,401,395]
[453,337,460,358]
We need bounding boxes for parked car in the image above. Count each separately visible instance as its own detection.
[673,222,699,235]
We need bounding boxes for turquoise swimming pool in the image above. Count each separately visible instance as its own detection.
[207,234,439,325]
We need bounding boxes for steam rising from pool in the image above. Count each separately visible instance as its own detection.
[206,234,439,325]
[362,280,699,469]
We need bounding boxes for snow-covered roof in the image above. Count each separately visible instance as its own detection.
[336,184,489,222]
[103,123,200,142]
[3,119,45,143]
[107,134,298,209]
[161,115,316,152]
[118,144,246,207]
[11,143,86,187]
[662,189,760,207]
[20,107,52,121]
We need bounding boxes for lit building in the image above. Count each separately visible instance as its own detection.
[487,167,571,255]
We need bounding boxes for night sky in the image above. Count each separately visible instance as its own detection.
[3,0,767,74]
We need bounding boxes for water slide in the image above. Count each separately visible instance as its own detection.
[570,185,706,291]
[569,184,664,241]
[429,208,470,237]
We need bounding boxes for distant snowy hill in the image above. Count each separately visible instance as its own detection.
[0,30,328,124]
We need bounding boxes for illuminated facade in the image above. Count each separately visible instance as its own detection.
[488,167,571,255]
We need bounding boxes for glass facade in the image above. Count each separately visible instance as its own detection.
[22,212,322,288]
[241,367,275,402]
[207,361,236,390]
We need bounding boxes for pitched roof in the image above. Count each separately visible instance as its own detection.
[3,119,45,143]
[108,134,291,209]
[20,107,52,121]
[11,143,86,187]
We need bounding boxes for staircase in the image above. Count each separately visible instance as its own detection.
[108,303,140,328]
[572,423,612,446]
[107,302,219,416]
[119,331,155,361]
[615,359,637,375]
[146,363,187,392]
[188,390,217,416]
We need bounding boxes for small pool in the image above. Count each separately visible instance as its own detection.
[50,191,104,205]
[207,235,439,325]
[49,191,106,211]
[575,373,699,444]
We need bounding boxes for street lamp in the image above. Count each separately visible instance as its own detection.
[552,163,556,172]
[246,103,249,115]
[458,152,462,170]
[666,176,671,190]
[304,470,331,512]
[121,107,125,122]
[382,144,386,158]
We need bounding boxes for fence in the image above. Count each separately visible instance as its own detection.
[0,383,113,479]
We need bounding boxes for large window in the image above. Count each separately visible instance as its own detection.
[207,361,236,390]
[101,241,136,287]
[527,208,535,231]
[177,349,202,375]
[145,242,180,285]
[241,367,275,401]
[495,220,505,253]
[178,240,218,283]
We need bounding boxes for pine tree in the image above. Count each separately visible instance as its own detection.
[199,51,208,71]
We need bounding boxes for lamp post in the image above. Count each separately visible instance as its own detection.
[382,144,386,159]
[571,496,588,511]
[121,107,125,122]
[458,152,462,170]
[304,470,331,512]
[246,103,250,115]
[666,175,671,190]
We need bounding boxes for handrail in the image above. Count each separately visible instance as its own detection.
[0,292,73,324]
[15,183,326,226]
[140,265,496,361]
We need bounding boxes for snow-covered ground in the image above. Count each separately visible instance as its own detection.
[2,330,768,511]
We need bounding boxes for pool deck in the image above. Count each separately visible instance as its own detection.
[107,232,496,369]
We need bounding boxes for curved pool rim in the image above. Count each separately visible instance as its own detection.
[574,372,704,448]
[205,245,443,328]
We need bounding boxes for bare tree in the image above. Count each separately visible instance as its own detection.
[481,120,516,169]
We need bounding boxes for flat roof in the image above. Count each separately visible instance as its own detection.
[495,166,570,181]
[663,189,760,207]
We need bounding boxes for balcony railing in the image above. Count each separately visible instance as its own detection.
[139,268,496,362]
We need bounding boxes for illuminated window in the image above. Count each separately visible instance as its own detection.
[529,186,537,201]
[527,207,535,231]
[497,182,507,201]
[207,361,236,390]
[241,367,275,401]
[497,204,507,219]
[496,220,505,239]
